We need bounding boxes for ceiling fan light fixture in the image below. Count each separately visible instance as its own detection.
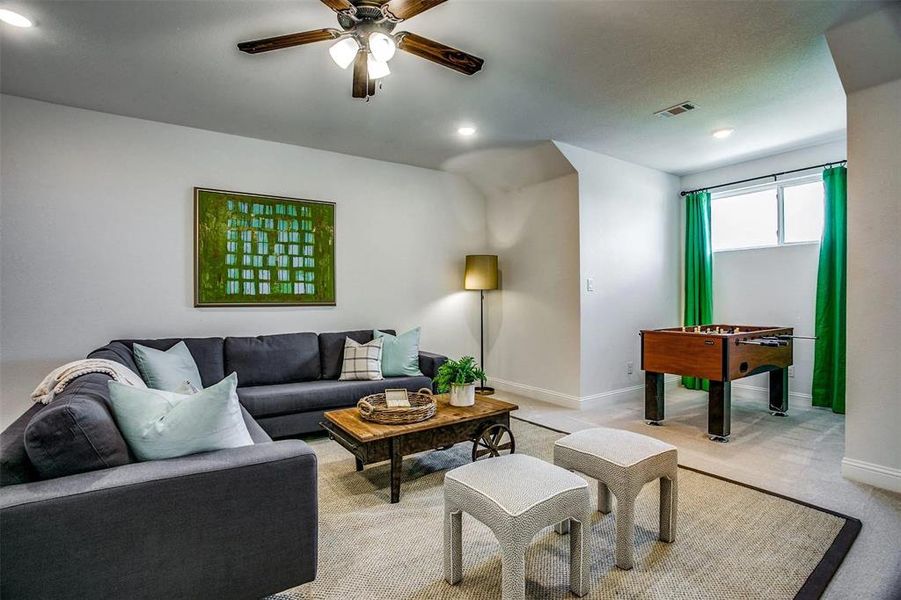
[369,32,396,62]
[367,55,391,79]
[329,37,360,69]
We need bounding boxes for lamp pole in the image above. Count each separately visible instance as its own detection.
[480,289,486,390]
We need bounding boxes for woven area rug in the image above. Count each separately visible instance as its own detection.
[271,419,859,600]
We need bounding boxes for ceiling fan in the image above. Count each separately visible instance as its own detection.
[237,0,484,99]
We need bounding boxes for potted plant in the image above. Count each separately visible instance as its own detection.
[435,356,486,407]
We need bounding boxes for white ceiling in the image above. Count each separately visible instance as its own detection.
[0,1,880,175]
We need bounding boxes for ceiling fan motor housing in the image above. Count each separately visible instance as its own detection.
[338,5,397,33]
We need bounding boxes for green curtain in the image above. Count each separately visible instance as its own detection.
[812,166,847,413]
[683,191,713,391]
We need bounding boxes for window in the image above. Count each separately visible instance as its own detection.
[783,181,824,244]
[711,176,824,251]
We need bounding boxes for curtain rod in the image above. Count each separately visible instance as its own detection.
[680,160,847,197]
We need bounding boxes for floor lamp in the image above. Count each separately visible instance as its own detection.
[464,254,498,395]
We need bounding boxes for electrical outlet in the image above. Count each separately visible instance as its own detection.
[586,278,594,292]
[627,361,634,375]
[788,366,795,378]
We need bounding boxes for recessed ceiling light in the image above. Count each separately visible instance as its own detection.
[712,128,734,139]
[0,8,33,27]
[457,125,477,137]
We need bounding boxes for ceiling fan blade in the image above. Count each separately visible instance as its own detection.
[320,0,356,14]
[395,32,484,75]
[384,0,447,21]
[352,50,368,98]
[237,28,340,54]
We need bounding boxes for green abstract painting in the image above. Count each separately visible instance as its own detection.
[194,188,335,306]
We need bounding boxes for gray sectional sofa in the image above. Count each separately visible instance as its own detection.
[89,329,446,438]
[0,328,447,600]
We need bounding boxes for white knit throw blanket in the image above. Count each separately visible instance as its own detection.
[32,359,147,404]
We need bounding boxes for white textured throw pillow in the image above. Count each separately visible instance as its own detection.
[339,337,384,381]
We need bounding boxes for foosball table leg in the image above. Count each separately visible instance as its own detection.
[708,380,731,442]
[645,372,665,426]
[769,368,789,417]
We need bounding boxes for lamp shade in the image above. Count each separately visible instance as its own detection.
[464,255,499,290]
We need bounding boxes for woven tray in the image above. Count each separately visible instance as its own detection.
[358,388,436,425]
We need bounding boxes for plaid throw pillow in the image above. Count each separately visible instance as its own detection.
[338,337,384,381]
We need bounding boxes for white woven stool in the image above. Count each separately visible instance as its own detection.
[443,454,591,600]
[553,428,677,570]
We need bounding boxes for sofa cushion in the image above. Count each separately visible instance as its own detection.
[88,341,142,374]
[338,338,384,381]
[24,373,133,480]
[108,373,253,461]
[106,338,225,387]
[0,403,44,486]
[375,328,424,377]
[133,341,204,391]
[225,333,320,386]
[237,376,432,418]
[241,406,272,444]
[319,329,395,380]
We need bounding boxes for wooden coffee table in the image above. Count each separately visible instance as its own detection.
[321,394,519,503]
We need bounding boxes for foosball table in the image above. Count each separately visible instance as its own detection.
[640,325,794,442]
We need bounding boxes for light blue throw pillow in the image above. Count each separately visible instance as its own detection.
[133,341,204,392]
[107,373,253,461]
[374,328,423,377]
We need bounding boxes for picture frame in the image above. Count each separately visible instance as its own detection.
[194,187,336,307]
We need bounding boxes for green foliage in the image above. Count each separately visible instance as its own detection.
[435,356,487,393]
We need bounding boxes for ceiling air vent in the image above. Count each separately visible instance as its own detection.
[654,101,697,118]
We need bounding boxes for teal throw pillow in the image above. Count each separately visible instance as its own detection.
[107,373,253,461]
[133,341,204,391]
[374,328,423,377]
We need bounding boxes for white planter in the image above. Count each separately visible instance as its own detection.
[449,383,476,407]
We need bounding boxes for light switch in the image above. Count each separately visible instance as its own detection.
[586,278,594,292]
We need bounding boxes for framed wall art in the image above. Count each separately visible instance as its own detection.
[194,188,335,307]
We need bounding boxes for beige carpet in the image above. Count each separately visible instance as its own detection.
[271,419,849,599]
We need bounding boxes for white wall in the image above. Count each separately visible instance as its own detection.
[0,95,487,428]
[713,245,819,396]
[680,140,847,400]
[679,139,847,193]
[843,78,901,492]
[555,142,681,402]
[485,173,581,402]
[825,3,901,493]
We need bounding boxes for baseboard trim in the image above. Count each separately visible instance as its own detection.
[579,376,680,409]
[488,376,679,409]
[488,378,582,408]
[731,383,813,407]
[841,457,901,493]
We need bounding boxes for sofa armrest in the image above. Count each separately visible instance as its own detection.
[0,440,317,600]
[418,351,448,383]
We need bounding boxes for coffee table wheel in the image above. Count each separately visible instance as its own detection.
[472,423,515,461]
